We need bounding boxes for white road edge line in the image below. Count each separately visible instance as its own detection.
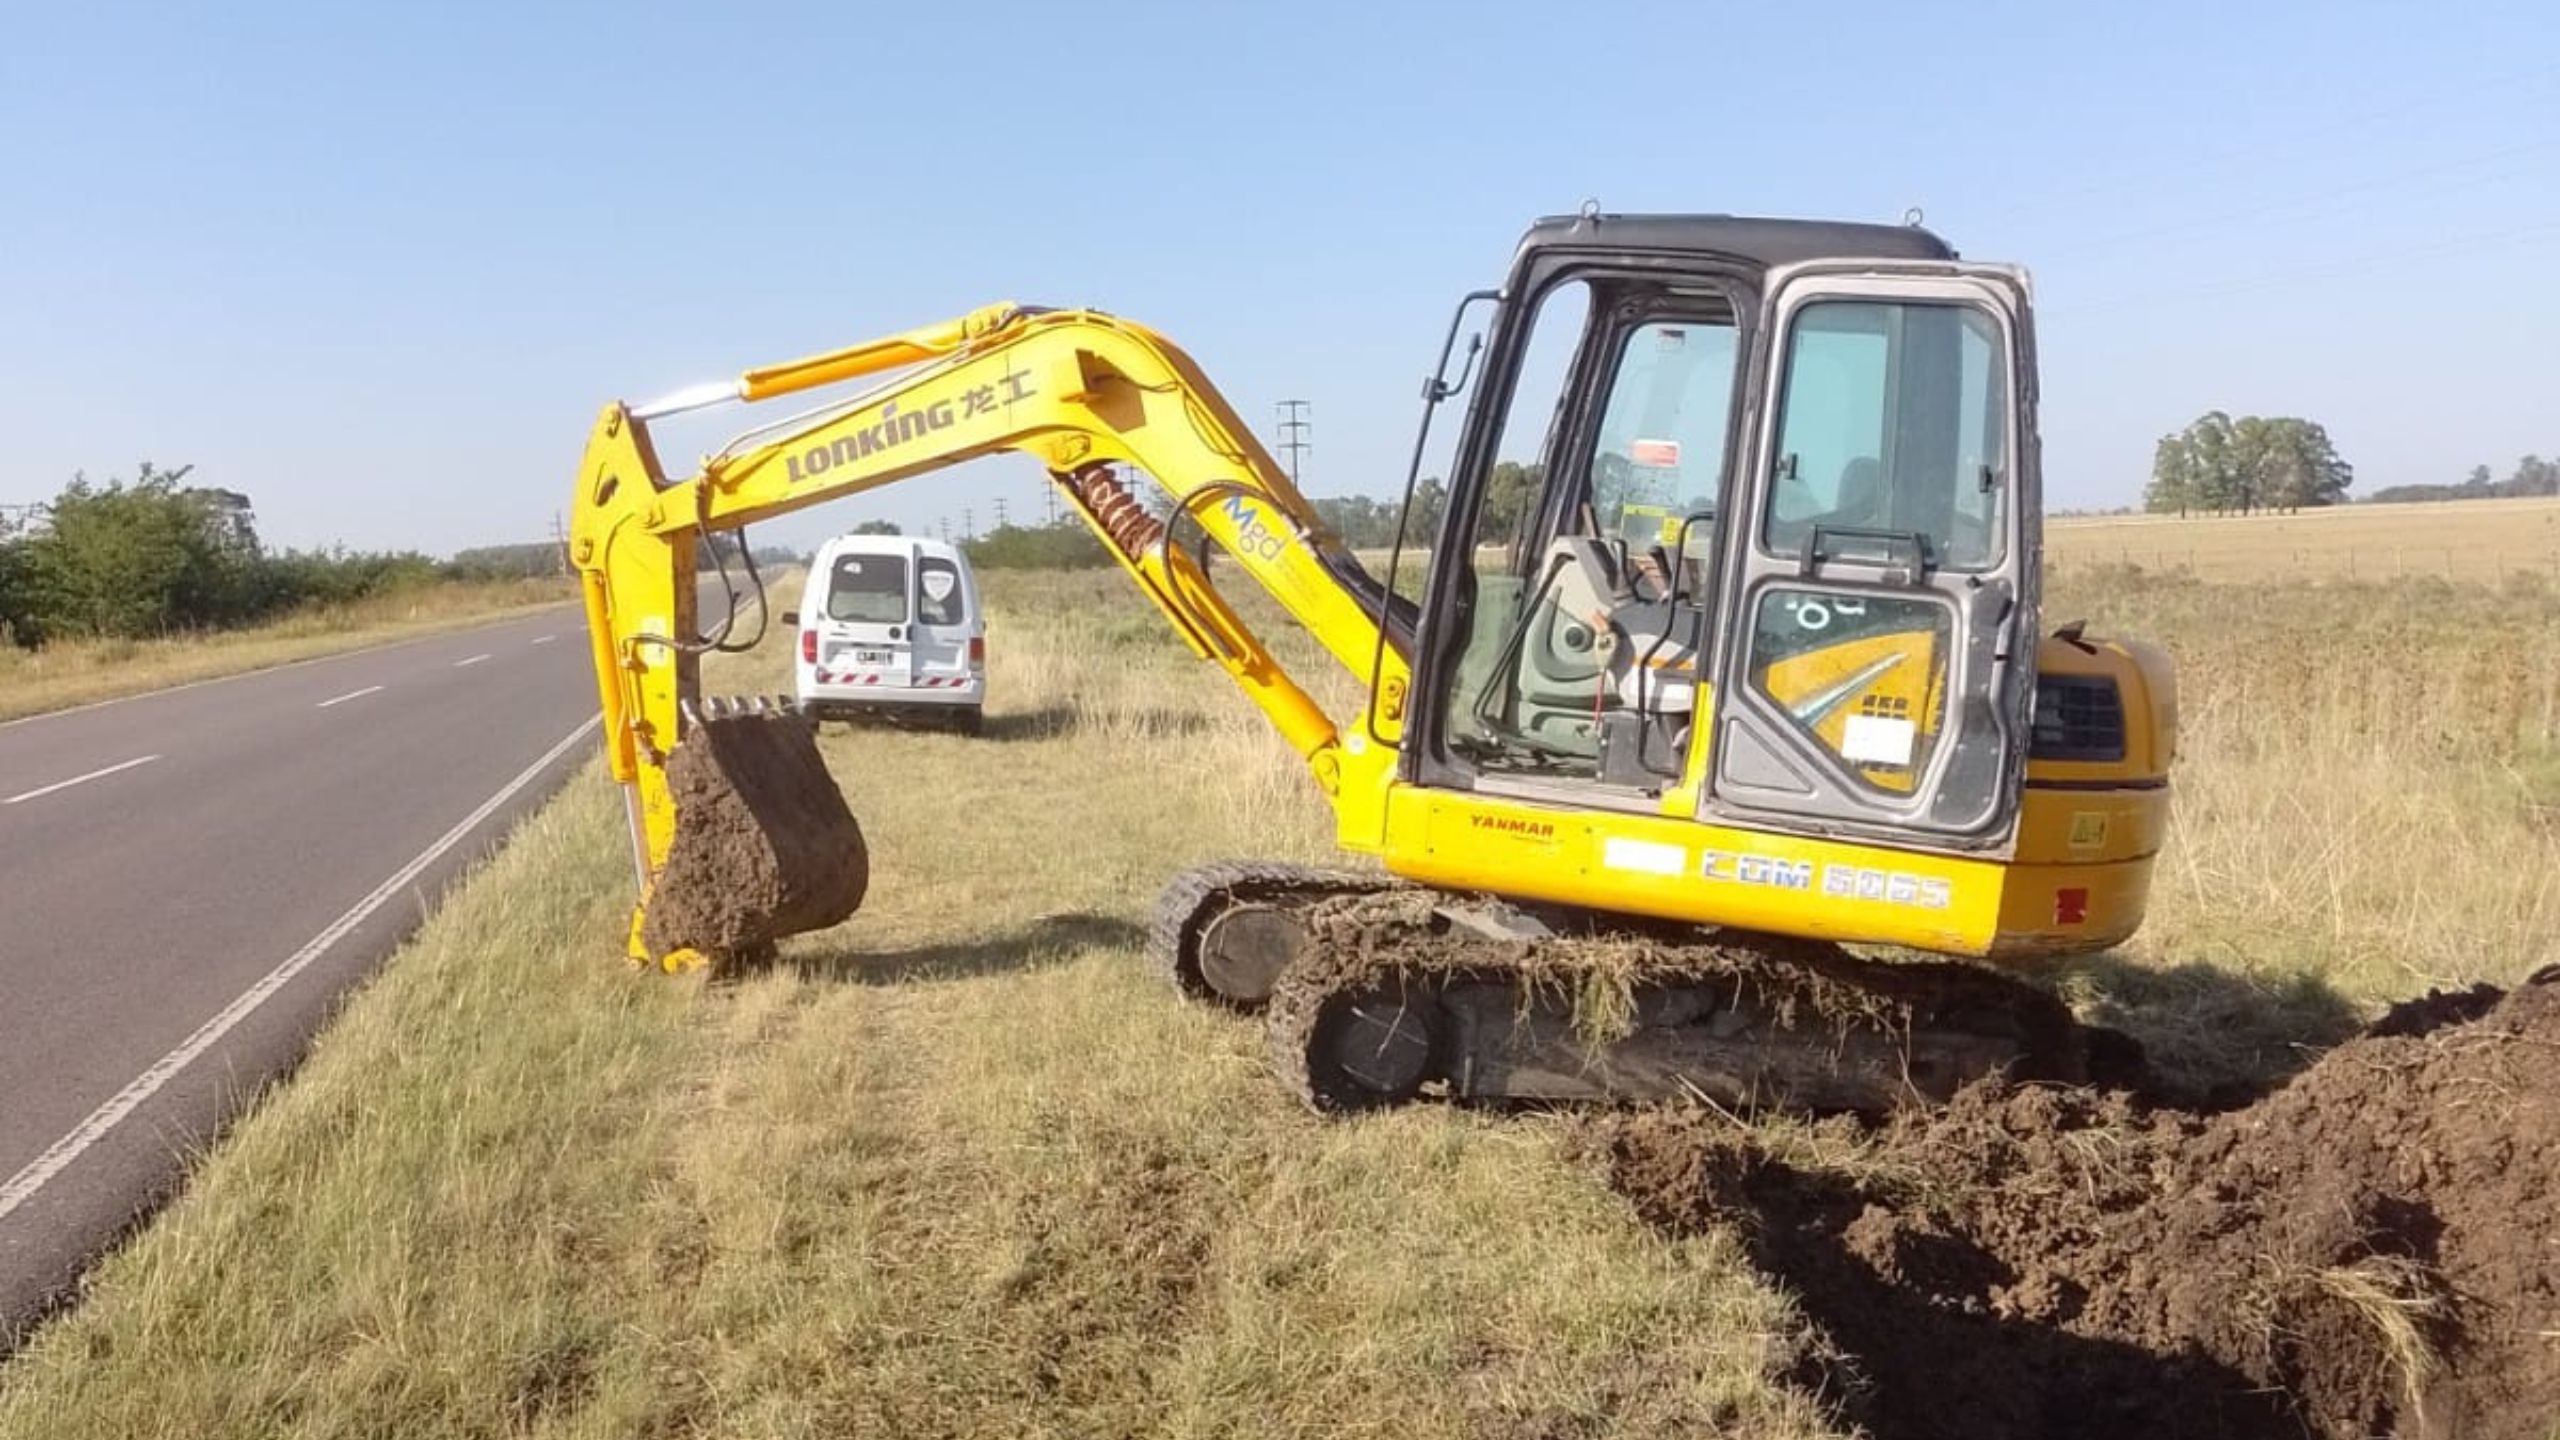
[315,685,385,709]
[0,714,601,1224]
[3,754,161,806]
[454,653,491,668]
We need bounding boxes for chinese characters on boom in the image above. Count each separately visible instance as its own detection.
[784,369,1036,484]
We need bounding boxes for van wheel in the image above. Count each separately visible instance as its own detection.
[951,706,984,737]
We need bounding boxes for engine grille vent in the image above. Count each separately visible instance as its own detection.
[2032,675,2126,763]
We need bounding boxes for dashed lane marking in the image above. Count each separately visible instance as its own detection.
[3,754,162,806]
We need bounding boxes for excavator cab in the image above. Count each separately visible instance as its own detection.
[1406,216,2036,843]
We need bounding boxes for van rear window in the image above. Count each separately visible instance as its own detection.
[918,557,966,625]
[825,554,907,624]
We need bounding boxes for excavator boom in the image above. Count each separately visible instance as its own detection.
[572,303,1409,965]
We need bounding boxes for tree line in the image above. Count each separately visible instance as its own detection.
[0,463,552,648]
[879,412,2552,573]
[903,458,1599,571]
[935,473,1473,570]
[2365,456,2560,505]
[2145,411,2353,515]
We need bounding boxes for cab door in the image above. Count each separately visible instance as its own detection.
[1705,264,2039,853]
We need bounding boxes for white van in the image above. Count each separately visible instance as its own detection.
[788,533,986,734]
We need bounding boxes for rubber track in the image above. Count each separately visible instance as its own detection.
[1146,860,1401,1005]
[1266,891,2090,1116]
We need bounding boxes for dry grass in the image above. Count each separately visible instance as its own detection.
[2,557,2552,1436]
[0,567,1830,1440]
[0,577,576,723]
[2043,566,2560,1092]
[2048,495,2560,585]
[2303,1257,2448,1424]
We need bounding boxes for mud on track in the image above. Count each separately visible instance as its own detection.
[1587,971,2560,1440]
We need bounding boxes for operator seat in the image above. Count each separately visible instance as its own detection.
[1833,456,1888,529]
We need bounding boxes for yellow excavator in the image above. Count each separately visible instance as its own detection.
[568,210,2176,1114]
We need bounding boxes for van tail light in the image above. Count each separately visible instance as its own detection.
[800,628,817,664]
[968,636,985,666]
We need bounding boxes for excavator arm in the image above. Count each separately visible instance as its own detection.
[570,303,1411,964]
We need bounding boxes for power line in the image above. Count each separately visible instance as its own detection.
[2057,215,2560,317]
[1972,65,2560,229]
[2034,136,2560,264]
[1275,399,1311,487]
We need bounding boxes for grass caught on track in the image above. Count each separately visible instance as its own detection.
[3,560,2553,1437]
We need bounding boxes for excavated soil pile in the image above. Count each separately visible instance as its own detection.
[641,717,868,959]
[1591,971,2559,1440]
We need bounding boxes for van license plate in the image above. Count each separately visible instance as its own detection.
[852,649,892,666]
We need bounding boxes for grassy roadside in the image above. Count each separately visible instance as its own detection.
[2,565,2551,1437]
[0,577,575,724]
[0,572,1831,1439]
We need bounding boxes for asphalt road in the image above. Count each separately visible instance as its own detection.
[0,594,721,1346]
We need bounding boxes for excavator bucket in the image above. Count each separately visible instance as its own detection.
[640,700,868,965]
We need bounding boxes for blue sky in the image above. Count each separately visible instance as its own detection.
[4,1,2554,556]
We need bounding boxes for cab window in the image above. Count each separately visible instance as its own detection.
[1435,279,1738,785]
[1763,300,2007,570]
[1587,319,1734,559]
[825,553,908,624]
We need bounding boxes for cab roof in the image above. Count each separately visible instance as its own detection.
[1517,211,1958,269]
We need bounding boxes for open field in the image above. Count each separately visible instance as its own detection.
[2,564,2555,1436]
[0,577,576,724]
[2048,494,2560,585]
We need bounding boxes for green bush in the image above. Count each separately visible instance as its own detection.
[0,463,517,648]
[964,520,1115,570]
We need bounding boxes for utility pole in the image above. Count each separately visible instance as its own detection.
[1042,477,1058,525]
[550,510,569,575]
[939,516,950,542]
[963,507,975,541]
[1276,399,1311,487]
[993,497,1008,531]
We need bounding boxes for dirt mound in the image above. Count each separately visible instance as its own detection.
[1590,973,2560,1440]
[641,715,868,961]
